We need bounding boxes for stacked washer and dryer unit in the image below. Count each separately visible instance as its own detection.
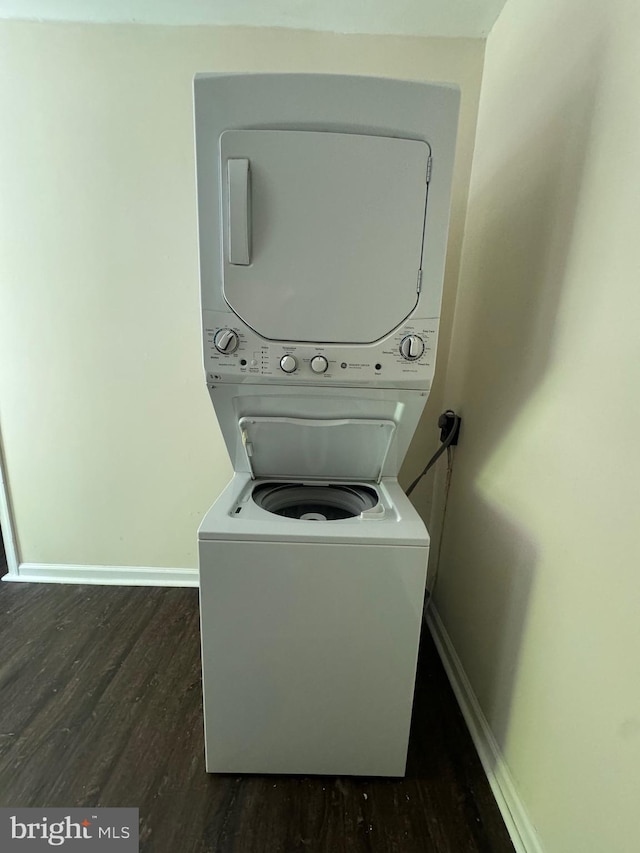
[194,74,459,777]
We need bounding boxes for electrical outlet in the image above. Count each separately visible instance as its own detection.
[438,410,461,445]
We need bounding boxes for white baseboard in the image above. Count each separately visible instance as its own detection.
[3,563,199,587]
[427,606,543,853]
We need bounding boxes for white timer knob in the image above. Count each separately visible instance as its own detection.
[280,354,297,373]
[400,335,425,360]
[214,328,239,354]
[310,355,328,374]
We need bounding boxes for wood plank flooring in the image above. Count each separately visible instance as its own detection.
[0,582,514,853]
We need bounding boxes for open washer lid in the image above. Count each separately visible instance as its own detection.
[238,416,396,482]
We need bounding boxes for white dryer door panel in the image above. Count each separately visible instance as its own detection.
[220,130,430,344]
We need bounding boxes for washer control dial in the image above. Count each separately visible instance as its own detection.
[214,328,239,354]
[310,355,328,374]
[400,335,425,360]
[280,354,298,373]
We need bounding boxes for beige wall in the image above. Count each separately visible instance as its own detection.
[0,22,484,568]
[437,0,640,850]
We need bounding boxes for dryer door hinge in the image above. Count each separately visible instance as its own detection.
[426,156,432,183]
[417,269,423,292]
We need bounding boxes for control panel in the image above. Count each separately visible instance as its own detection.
[203,310,438,389]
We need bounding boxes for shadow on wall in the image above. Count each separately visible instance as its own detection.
[437,28,605,749]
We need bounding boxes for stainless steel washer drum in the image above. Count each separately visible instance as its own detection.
[252,483,378,521]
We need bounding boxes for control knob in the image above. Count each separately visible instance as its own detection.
[280,354,298,373]
[214,328,239,354]
[400,335,425,361]
[310,355,328,374]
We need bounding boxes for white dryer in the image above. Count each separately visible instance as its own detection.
[193,73,459,776]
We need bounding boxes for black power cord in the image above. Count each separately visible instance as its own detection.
[405,410,461,497]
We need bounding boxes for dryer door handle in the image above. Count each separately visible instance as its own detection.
[227,158,251,266]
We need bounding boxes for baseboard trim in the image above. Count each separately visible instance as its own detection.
[427,606,543,853]
[3,563,199,588]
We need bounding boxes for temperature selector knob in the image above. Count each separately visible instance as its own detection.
[214,328,239,354]
[400,335,425,361]
[310,355,328,374]
[280,354,298,374]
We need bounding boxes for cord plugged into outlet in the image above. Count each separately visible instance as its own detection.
[405,408,462,610]
[438,410,461,446]
[405,410,461,497]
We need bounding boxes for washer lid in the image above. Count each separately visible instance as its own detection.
[238,416,396,482]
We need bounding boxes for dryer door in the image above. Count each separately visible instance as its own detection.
[220,130,430,344]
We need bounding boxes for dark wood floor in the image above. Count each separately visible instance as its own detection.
[0,581,514,853]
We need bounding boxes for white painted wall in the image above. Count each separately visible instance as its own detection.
[0,22,484,569]
[437,0,640,849]
[0,0,506,38]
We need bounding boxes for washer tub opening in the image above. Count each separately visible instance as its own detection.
[252,483,379,520]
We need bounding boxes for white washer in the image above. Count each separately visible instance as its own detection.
[194,74,459,776]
